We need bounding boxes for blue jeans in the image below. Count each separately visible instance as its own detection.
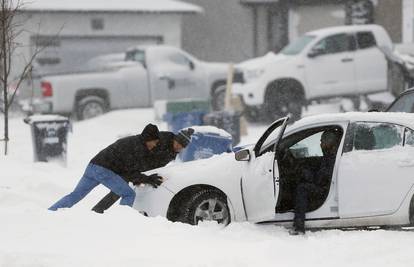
[48,163,135,211]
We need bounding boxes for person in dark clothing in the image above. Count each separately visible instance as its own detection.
[91,128,195,213]
[290,129,342,235]
[48,124,162,211]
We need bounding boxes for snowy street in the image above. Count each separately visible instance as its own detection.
[1,105,414,267]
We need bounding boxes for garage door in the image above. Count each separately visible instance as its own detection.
[31,35,162,75]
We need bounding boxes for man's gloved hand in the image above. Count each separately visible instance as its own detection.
[132,174,163,188]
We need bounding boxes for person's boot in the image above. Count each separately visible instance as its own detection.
[288,227,305,235]
[91,207,104,214]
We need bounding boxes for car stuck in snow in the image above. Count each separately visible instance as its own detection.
[133,112,414,229]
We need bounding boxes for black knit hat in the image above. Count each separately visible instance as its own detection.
[174,128,194,147]
[141,123,160,142]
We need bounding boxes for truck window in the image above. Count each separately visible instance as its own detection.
[125,49,146,66]
[356,31,377,49]
[312,34,355,55]
[169,53,192,67]
[280,35,315,55]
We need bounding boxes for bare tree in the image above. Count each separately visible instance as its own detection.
[0,0,42,155]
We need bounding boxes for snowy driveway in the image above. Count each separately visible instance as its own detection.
[1,107,414,267]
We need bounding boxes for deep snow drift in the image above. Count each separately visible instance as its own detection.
[1,106,414,267]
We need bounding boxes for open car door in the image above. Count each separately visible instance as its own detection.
[241,117,289,222]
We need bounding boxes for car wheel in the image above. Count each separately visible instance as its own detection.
[180,189,230,226]
[212,84,226,111]
[77,96,106,120]
[263,85,303,122]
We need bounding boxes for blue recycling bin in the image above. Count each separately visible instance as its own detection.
[163,111,206,133]
[179,128,233,162]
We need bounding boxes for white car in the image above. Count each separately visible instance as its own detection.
[133,112,414,229]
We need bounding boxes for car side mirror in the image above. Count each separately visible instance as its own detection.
[235,149,250,161]
[308,47,324,58]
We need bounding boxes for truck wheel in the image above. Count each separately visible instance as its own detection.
[212,84,226,111]
[179,189,230,226]
[263,84,303,122]
[77,96,107,120]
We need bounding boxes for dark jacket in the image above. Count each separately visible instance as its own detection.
[91,131,178,213]
[90,135,153,182]
[147,131,178,170]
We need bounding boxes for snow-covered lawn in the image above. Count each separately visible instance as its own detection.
[1,105,414,267]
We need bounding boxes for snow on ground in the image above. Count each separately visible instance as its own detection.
[1,105,414,267]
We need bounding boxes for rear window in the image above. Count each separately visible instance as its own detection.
[352,122,403,151]
[356,31,377,49]
[125,49,146,66]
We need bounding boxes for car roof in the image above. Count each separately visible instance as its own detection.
[306,24,383,37]
[290,112,414,131]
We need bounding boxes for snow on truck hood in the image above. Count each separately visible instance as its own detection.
[237,52,289,70]
[147,153,242,192]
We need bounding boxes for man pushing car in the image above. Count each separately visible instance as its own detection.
[91,127,195,213]
[48,124,194,211]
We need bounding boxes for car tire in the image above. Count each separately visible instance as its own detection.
[212,84,226,111]
[179,189,231,226]
[263,83,303,122]
[76,95,107,120]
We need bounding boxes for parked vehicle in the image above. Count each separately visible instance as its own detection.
[232,24,393,121]
[33,45,231,120]
[134,112,414,229]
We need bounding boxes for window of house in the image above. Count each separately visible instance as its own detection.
[356,31,377,49]
[312,34,355,55]
[91,18,104,31]
[352,122,403,151]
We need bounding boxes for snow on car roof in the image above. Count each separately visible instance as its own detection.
[20,0,203,13]
[306,24,383,37]
[191,126,232,138]
[291,112,414,130]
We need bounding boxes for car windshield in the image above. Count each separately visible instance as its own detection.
[387,92,414,113]
[280,35,315,55]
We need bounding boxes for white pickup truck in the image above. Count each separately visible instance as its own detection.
[233,24,393,120]
[34,46,232,120]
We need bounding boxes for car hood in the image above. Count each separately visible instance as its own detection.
[146,153,243,193]
[237,52,290,70]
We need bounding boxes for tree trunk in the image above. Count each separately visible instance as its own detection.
[1,2,9,155]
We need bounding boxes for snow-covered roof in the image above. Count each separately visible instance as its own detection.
[20,0,203,13]
[290,112,414,131]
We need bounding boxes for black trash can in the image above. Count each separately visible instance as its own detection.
[24,115,71,163]
[203,111,241,146]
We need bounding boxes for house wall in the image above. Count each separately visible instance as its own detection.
[375,0,403,43]
[12,12,182,79]
[288,3,345,41]
[181,0,255,62]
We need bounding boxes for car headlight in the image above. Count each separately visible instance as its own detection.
[244,68,265,81]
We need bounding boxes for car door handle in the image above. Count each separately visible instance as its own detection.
[341,58,353,63]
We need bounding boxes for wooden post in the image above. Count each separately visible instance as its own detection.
[224,63,234,111]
